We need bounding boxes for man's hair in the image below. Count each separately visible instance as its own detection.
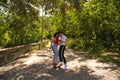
[58,30,62,34]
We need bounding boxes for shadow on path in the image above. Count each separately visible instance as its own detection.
[0,48,119,80]
[0,62,102,80]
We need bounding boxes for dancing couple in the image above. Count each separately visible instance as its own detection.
[50,31,68,69]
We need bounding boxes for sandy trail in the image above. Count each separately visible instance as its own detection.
[0,47,119,80]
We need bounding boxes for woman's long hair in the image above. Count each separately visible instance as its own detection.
[53,32,59,38]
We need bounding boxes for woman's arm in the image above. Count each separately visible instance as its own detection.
[50,37,55,49]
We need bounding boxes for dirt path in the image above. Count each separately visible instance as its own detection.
[0,47,120,80]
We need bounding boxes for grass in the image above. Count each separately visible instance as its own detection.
[87,50,120,66]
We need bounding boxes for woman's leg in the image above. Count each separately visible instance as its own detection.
[59,45,63,62]
[52,44,58,63]
[52,44,58,68]
[59,45,67,69]
[59,45,66,64]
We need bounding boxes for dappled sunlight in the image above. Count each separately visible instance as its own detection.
[23,55,50,65]
[16,75,25,80]
[0,0,120,79]
[23,55,40,65]
[65,48,120,80]
[67,58,82,70]
[0,48,119,80]
[84,60,120,80]
[37,73,52,77]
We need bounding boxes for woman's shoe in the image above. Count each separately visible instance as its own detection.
[53,63,57,68]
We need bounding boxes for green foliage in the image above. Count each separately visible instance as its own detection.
[0,0,119,66]
[80,0,120,51]
[0,7,11,47]
[0,0,41,48]
[49,0,120,53]
[0,0,120,54]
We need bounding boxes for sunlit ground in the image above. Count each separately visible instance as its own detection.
[0,46,120,80]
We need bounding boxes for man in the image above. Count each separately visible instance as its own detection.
[58,31,68,69]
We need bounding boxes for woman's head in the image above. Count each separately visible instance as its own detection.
[53,32,59,38]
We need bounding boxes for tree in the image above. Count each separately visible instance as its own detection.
[0,0,41,47]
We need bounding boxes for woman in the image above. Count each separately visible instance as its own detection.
[50,32,59,68]
[58,31,68,69]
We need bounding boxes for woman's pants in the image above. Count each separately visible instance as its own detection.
[52,44,58,63]
[59,45,66,64]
